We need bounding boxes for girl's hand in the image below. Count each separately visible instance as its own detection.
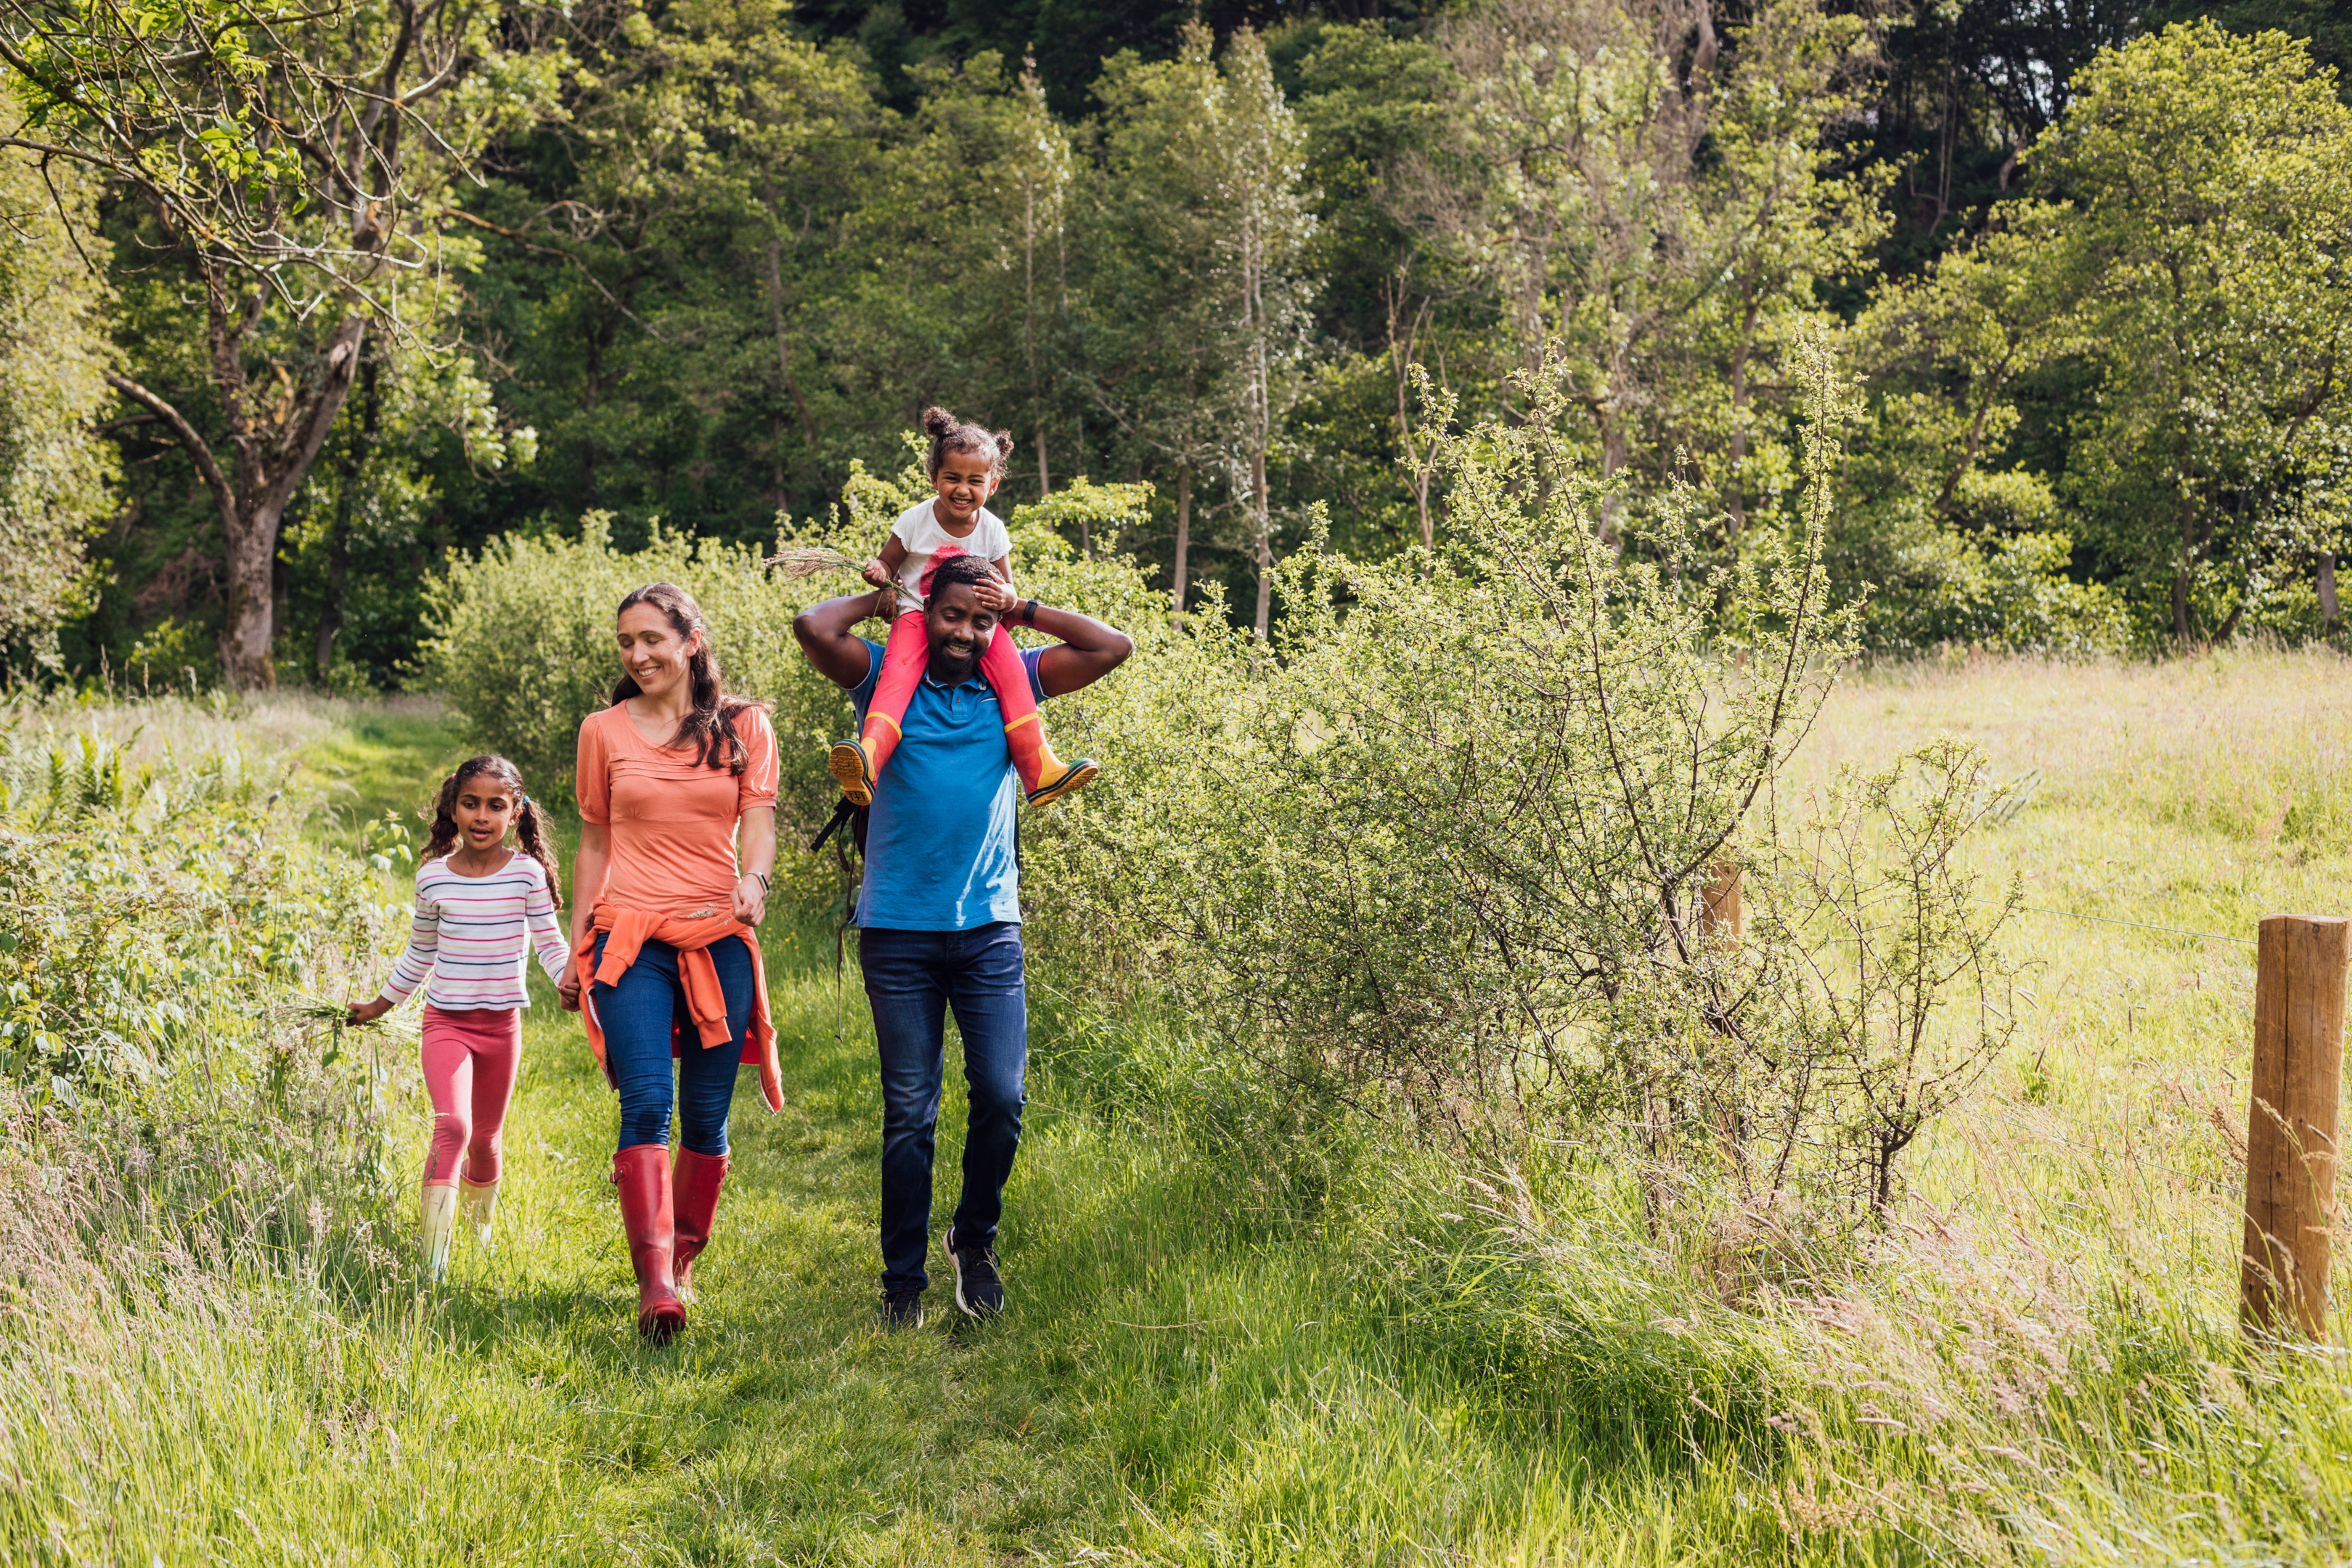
[860,559,893,589]
[557,971,582,1011]
[732,873,768,928]
[973,577,1018,615]
[348,997,393,1026]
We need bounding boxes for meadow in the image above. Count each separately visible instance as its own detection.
[1,648,2348,1565]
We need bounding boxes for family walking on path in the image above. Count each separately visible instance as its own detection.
[352,407,1133,1339]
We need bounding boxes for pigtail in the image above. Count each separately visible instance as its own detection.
[515,797,565,911]
[420,772,465,866]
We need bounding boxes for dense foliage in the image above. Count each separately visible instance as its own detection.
[1,1,2347,685]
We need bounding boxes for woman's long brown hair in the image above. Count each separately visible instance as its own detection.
[422,755,564,908]
[609,581,769,773]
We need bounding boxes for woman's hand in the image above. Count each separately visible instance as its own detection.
[732,873,769,928]
[557,971,583,1012]
[860,558,893,589]
[348,997,393,1026]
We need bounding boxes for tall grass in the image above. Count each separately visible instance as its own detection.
[1,656,2348,1563]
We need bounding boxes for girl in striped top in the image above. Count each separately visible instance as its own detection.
[350,755,570,1279]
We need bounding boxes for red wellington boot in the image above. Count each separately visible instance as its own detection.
[613,1144,685,1343]
[671,1148,730,1303]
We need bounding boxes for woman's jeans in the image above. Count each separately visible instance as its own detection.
[858,921,1027,1295]
[593,934,751,1156]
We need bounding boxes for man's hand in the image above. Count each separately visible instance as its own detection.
[348,996,393,1026]
[1032,602,1136,697]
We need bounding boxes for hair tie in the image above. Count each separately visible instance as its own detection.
[519,793,530,805]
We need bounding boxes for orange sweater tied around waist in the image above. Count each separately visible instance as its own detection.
[575,903,782,1114]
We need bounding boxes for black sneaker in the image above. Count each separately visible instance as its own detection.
[879,1290,925,1330]
[942,1225,1005,1319]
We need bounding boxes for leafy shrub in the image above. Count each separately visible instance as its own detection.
[0,722,396,1106]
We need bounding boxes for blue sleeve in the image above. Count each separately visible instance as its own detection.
[1022,646,1047,704]
[850,640,882,703]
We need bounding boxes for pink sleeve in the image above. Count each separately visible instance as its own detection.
[576,711,612,825]
[736,707,779,812]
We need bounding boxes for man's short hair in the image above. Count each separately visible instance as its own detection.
[928,552,999,600]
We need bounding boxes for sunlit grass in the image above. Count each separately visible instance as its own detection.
[4,653,2349,1564]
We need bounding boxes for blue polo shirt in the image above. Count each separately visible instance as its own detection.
[846,639,1048,930]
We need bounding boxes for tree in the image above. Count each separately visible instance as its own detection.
[2029,20,2352,643]
[0,0,565,685]
[1401,0,1879,542]
[0,150,113,672]
[1090,23,1312,632]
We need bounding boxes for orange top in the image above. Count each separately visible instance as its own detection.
[576,905,781,1113]
[576,703,780,916]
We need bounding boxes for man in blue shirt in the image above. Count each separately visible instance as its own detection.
[793,554,1132,1326]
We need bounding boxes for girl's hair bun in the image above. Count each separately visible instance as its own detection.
[921,405,1016,479]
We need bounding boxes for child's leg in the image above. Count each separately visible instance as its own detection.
[861,611,929,769]
[979,625,1095,801]
[462,1010,523,1186]
[420,1010,475,1188]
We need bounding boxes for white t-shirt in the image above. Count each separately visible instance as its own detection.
[889,500,1010,614]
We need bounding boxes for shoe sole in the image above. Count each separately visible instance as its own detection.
[1025,761,1098,809]
[941,1227,1001,1320]
[828,741,875,807]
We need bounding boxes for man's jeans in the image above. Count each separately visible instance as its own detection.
[859,921,1027,1295]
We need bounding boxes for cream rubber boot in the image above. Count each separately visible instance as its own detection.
[459,1177,499,1251]
[420,1183,459,1281]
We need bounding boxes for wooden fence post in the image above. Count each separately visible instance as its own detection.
[2242,913,2350,1339]
[1701,859,1744,948]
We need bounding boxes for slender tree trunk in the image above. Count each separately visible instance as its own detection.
[317,354,380,679]
[1726,294,1758,538]
[1036,424,1050,497]
[766,236,818,451]
[1251,438,1273,638]
[2319,550,2340,633]
[1171,460,1194,624]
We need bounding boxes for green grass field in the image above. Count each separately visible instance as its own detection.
[5,650,2350,1564]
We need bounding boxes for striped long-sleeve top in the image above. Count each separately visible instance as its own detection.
[377,851,572,1011]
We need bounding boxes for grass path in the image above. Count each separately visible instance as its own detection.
[253,703,1585,1564]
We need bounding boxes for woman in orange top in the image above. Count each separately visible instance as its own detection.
[557,581,780,1343]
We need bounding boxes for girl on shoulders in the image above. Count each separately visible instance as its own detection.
[350,756,570,1279]
[828,406,1097,809]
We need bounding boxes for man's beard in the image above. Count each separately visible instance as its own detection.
[928,641,980,683]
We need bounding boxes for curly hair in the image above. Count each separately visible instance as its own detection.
[922,405,1014,480]
[609,581,771,774]
[421,755,564,910]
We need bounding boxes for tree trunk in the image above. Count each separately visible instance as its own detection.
[766,237,818,452]
[1252,445,1273,640]
[1036,423,1050,497]
[317,354,379,679]
[219,315,367,689]
[1172,459,1191,624]
[2319,550,2340,632]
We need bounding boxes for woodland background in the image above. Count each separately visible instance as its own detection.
[3,0,2351,688]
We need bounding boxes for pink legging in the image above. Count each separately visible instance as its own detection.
[864,611,1045,787]
[420,1005,523,1187]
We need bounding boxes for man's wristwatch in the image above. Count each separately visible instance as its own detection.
[1018,598,1040,626]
